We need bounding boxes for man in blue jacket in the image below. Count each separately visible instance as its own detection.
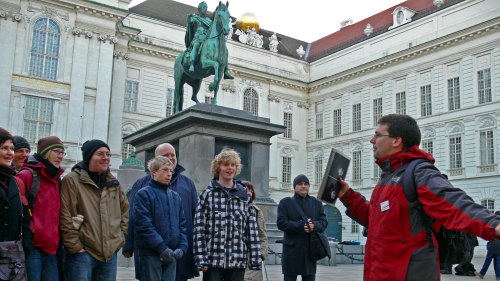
[123,143,198,280]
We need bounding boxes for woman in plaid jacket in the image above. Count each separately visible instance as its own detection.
[193,149,261,281]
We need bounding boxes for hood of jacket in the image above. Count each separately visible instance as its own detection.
[24,155,65,179]
[376,145,434,172]
[71,161,119,189]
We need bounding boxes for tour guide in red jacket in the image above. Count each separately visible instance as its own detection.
[338,114,500,281]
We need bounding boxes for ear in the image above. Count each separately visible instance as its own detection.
[226,1,229,8]
[151,169,157,180]
[392,136,404,149]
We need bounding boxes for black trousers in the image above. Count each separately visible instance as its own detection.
[202,268,245,281]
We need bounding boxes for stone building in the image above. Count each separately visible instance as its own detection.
[0,0,498,244]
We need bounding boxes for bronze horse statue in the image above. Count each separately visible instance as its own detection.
[173,1,231,113]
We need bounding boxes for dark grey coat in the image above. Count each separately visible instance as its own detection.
[277,193,328,276]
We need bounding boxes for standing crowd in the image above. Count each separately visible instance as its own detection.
[2,113,500,281]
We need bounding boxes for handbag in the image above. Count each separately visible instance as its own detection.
[0,180,27,281]
[0,240,26,281]
[290,197,331,261]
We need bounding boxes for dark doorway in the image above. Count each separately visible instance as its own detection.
[324,205,342,242]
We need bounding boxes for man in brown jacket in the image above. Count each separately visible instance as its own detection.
[60,139,129,281]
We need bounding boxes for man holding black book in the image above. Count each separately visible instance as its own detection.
[277,174,328,281]
[338,114,500,281]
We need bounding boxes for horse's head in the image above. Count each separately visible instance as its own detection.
[214,1,231,36]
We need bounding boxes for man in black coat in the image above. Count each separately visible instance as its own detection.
[277,174,328,281]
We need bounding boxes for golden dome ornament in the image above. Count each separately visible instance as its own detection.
[236,12,259,32]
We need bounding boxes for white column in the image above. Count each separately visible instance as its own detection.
[93,37,114,140]
[107,50,127,157]
[0,15,21,125]
[66,29,90,143]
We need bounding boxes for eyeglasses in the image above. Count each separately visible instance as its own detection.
[158,168,173,174]
[372,134,394,139]
[95,151,111,158]
[51,149,66,156]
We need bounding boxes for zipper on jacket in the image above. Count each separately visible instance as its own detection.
[400,205,406,244]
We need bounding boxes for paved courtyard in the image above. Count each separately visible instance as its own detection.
[117,256,497,280]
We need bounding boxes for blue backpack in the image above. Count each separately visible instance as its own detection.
[402,159,477,265]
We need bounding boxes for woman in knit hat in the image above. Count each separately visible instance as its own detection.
[17,136,65,281]
[13,136,31,173]
[60,139,129,281]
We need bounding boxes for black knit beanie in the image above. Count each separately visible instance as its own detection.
[14,136,31,152]
[293,174,310,188]
[81,139,110,166]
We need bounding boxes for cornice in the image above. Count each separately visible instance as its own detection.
[128,40,179,60]
[309,17,500,92]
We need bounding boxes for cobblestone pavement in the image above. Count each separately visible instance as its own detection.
[117,256,497,280]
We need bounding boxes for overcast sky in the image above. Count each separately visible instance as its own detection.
[129,0,404,42]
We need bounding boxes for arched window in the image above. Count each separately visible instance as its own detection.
[29,18,61,80]
[243,88,258,115]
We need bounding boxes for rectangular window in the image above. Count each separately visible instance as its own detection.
[449,136,462,169]
[282,157,292,183]
[353,151,362,180]
[480,130,494,165]
[481,199,495,213]
[124,80,139,112]
[23,96,54,143]
[316,113,323,139]
[421,139,433,155]
[351,220,359,233]
[448,77,460,111]
[315,158,323,185]
[420,85,432,116]
[204,96,214,104]
[333,109,342,136]
[166,88,174,117]
[373,98,382,127]
[284,112,292,138]
[122,143,135,160]
[352,103,361,131]
[478,68,492,104]
[396,91,406,115]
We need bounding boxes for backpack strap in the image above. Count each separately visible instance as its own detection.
[401,159,436,250]
[19,167,40,217]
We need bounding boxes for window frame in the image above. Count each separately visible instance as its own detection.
[29,17,61,80]
[420,85,432,117]
[352,103,361,131]
[243,88,259,116]
[124,80,139,112]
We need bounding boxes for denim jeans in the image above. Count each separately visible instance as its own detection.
[65,251,117,281]
[139,255,176,281]
[284,274,316,281]
[26,247,59,281]
[202,268,245,281]
[479,252,500,277]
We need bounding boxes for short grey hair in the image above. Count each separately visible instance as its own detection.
[147,156,173,171]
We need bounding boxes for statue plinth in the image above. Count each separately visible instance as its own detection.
[123,103,285,201]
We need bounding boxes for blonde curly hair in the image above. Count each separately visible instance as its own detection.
[210,148,242,177]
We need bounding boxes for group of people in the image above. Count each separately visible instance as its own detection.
[0,128,128,281]
[2,112,500,281]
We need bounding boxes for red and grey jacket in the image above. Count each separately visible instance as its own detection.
[340,145,500,281]
[16,155,64,255]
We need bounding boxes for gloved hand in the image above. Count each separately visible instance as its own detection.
[173,249,184,260]
[160,248,175,263]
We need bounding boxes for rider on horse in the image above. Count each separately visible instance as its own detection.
[185,1,233,79]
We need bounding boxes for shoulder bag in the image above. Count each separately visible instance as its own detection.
[290,197,331,261]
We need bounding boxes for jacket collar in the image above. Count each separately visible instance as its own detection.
[376,145,435,172]
[72,161,119,189]
[24,155,65,179]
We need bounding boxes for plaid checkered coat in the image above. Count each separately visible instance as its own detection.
[193,179,262,270]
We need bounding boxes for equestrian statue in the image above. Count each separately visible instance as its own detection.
[173,1,233,113]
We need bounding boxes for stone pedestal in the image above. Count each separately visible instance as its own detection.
[123,103,285,201]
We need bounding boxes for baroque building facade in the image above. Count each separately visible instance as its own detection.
[0,0,498,244]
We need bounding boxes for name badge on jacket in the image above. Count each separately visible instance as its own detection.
[381,200,390,212]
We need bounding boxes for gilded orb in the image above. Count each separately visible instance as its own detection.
[236,12,259,32]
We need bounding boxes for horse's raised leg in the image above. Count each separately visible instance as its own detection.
[208,62,219,92]
[213,64,225,104]
[191,79,202,103]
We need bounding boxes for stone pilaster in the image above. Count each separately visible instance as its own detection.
[0,11,22,125]
[93,35,116,141]
[66,28,91,143]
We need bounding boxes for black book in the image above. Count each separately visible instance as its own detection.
[317,148,350,205]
